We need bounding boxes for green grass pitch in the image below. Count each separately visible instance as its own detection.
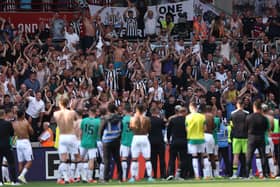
[22,179,280,187]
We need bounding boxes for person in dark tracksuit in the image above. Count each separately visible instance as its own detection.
[148,107,166,179]
[166,106,189,180]
[230,99,249,178]
[246,101,269,178]
[99,104,123,182]
[0,109,18,185]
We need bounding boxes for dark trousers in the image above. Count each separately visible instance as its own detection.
[218,147,231,176]
[246,136,266,177]
[186,154,194,178]
[103,141,122,181]
[81,35,94,53]
[25,113,40,142]
[274,143,280,176]
[167,143,188,178]
[0,147,17,183]
[151,143,166,178]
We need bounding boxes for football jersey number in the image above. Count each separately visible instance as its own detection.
[85,124,94,135]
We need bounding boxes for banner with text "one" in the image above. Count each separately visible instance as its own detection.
[89,0,194,26]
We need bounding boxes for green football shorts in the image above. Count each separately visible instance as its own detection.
[232,138,248,154]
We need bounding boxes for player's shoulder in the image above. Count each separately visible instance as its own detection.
[197,112,205,117]
[81,117,88,122]
[205,112,213,117]
[122,115,130,120]
[230,109,239,115]
[263,114,271,120]
[144,116,151,123]
[68,109,78,117]
[53,110,62,118]
[23,118,29,124]
[11,120,17,127]
[186,113,191,119]
[130,115,137,121]
[246,112,254,118]
[54,110,61,115]
[242,110,250,114]
[69,109,77,114]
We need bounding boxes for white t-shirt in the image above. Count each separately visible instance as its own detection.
[26,97,45,118]
[175,42,185,54]
[148,86,164,102]
[4,77,16,94]
[192,43,201,54]
[220,42,230,61]
[65,31,79,52]
[215,72,228,85]
[144,16,157,35]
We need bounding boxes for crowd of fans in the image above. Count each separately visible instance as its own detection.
[0,0,186,11]
[233,0,280,16]
[0,0,279,142]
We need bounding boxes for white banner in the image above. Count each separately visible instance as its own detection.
[194,0,218,24]
[89,0,194,26]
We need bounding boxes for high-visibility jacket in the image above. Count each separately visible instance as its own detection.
[41,128,55,147]
[271,118,280,144]
[160,20,174,32]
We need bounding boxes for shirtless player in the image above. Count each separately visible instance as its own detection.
[255,104,277,178]
[129,104,154,182]
[54,97,79,184]
[13,110,34,184]
[202,105,218,179]
[71,110,83,183]
[56,110,83,184]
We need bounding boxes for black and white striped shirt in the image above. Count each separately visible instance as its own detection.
[204,60,215,73]
[140,80,147,94]
[134,79,147,94]
[114,99,121,107]
[125,17,138,38]
[271,54,278,61]
[262,43,270,54]
[70,19,82,36]
[157,47,167,57]
[105,69,119,91]
[105,13,117,26]
[254,56,263,67]
[126,60,135,79]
